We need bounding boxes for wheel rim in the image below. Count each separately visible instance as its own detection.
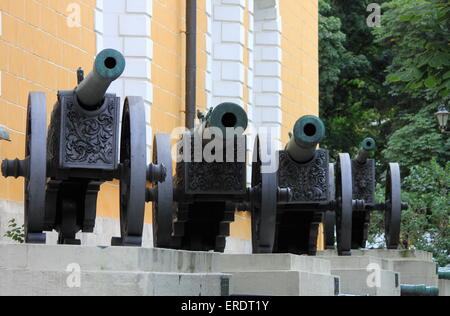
[152,133,174,248]
[24,92,47,241]
[336,153,353,255]
[251,135,277,253]
[119,97,147,242]
[385,163,402,249]
[324,163,336,249]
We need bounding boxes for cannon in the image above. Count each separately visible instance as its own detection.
[150,102,259,252]
[401,284,439,296]
[2,49,165,246]
[324,138,408,250]
[249,115,365,256]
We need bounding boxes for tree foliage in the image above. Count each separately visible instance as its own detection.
[320,0,449,264]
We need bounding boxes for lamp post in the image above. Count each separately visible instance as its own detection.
[435,103,449,135]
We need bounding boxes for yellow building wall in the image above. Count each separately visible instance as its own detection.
[279,0,322,249]
[0,0,96,202]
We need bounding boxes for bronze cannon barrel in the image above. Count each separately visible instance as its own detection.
[75,49,126,110]
[356,138,376,164]
[285,115,326,163]
[196,102,248,139]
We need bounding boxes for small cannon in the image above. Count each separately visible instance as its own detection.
[150,103,257,252]
[249,115,365,256]
[401,284,439,296]
[324,138,408,250]
[2,49,165,246]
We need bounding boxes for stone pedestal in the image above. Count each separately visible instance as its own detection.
[320,249,438,287]
[0,244,339,296]
[214,254,339,296]
[316,253,400,296]
[439,279,450,296]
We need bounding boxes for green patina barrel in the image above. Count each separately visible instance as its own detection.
[401,284,439,296]
[356,137,376,164]
[438,269,450,280]
[75,48,126,110]
[285,115,325,163]
[197,102,248,139]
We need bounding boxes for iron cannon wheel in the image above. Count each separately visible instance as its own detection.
[152,133,175,248]
[113,97,147,247]
[251,135,278,254]
[23,92,48,244]
[324,163,336,250]
[336,153,353,256]
[385,163,402,249]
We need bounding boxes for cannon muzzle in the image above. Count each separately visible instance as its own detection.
[197,102,248,139]
[356,138,376,164]
[75,49,126,110]
[286,115,325,163]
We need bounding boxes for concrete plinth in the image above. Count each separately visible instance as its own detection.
[439,279,450,296]
[214,254,338,296]
[0,244,339,296]
[319,249,438,287]
[317,254,400,296]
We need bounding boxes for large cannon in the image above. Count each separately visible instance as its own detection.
[324,138,408,250]
[2,49,165,246]
[249,115,365,256]
[150,103,269,252]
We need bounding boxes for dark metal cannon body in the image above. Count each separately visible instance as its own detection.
[324,138,408,250]
[150,103,253,252]
[2,49,165,246]
[249,115,365,256]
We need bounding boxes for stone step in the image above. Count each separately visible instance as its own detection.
[0,244,332,275]
[229,271,338,296]
[318,249,433,262]
[439,279,450,297]
[0,268,230,296]
[332,269,400,296]
[213,253,331,275]
[0,244,340,296]
[318,249,438,287]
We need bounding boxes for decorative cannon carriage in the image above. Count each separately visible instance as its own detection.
[150,103,284,252]
[2,49,166,246]
[324,138,408,250]
[249,115,367,256]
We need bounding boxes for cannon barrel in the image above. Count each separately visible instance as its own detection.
[401,284,439,296]
[286,115,325,163]
[356,138,376,164]
[75,49,126,110]
[197,102,248,139]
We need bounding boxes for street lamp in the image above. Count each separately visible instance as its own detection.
[435,103,449,134]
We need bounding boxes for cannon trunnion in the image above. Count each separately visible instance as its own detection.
[2,49,165,246]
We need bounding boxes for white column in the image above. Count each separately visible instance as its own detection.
[95,0,153,159]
